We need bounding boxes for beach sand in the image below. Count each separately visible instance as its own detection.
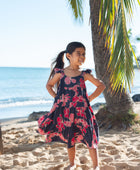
[0,103,140,170]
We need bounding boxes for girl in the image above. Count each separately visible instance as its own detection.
[38,42,105,170]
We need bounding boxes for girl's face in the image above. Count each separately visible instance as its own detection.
[67,47,86,66]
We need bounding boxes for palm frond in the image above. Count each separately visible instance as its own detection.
[99,0,140,93]
[137,0,140,5]
[67,0,84,22]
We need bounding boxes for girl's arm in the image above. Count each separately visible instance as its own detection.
[46,73,61,98]
[84,73,106,102]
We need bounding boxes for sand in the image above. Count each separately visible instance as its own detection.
[0,103,140,170]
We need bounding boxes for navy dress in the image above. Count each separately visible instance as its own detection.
[38,68,99,148]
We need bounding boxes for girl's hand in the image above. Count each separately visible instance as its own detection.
[84,73,106,101]
[46,73,61,98]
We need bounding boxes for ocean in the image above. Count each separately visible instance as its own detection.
[0,67,140,119]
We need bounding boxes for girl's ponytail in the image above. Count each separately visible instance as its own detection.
[48,41,85,81]
[48,50,66,80]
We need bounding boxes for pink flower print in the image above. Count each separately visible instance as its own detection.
[64,120,71,127]
[59,114,62,118]
[71,79,76,84]
[59,133,68,142]
[47,131,51,135]
[64,108,69,118]
[61,94,70,107]
[69,113,74,122]
[78,95,85,102]
[56,99,61,104]
[80,78,85,88]
[71,137,75,146]
[82,128,87,133]
[38,115,45,125]
[64,77,71,84]
[46,137,52,143]
[75,118,88,127]
[50,103,59,113]
[69,102,73,108]
[76,135,83,142]
[72,96,79,102]
[57,117,61,122]
[37,128,46,135]
[76,107,86,119]
[56,115,65,132]
[69,85,79,96]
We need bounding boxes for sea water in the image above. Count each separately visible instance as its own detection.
[0,67,139,119]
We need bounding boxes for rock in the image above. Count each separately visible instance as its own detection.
[132,94,140,102]
[28,111,49,121]
[91,102,106,109]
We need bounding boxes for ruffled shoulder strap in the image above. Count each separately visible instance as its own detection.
[54,68,64,74]
[82,69,92,75]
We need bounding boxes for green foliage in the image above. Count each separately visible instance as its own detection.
[67,0,84,22]
[109,109,137,126]
[98,0,140,93]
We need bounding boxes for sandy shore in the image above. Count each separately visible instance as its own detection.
[0,103,140,170]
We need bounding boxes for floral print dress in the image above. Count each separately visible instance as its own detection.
[38,68,99,148]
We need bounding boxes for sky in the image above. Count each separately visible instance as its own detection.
[0,0,140,68]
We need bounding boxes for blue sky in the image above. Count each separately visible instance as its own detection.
[0,0,140,68]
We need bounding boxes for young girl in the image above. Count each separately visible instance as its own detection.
[38,42,105,170]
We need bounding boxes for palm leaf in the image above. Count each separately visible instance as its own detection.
[99,0,139,93]
[67,0,84,22]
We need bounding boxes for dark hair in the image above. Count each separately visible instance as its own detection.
[49,42,85,80]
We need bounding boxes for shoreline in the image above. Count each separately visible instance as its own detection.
[0,116,27,123]
[1,101,140,124]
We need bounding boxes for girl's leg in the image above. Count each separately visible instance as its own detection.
[88,148,99,169]
[67,146,75,167]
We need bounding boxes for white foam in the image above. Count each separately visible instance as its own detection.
[0,100,53,108]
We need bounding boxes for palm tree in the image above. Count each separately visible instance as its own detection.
[0,126,3,154]
[67,0,140,128]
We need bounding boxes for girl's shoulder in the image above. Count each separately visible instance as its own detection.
[54,68,64,74]
[82,69,92,75]
[82,69,93,81]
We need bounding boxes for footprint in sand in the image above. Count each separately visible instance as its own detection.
[105,145,119,155]
[80,164,91,170]
[100,165,116,170]
[13,158,29,167]
[54,155,68,162]
[136,145,140,150]
[79,156,89,164]
[46,163,64,170]
[112,162,140,170]
[32,148,46,157]
[102,157,113,163]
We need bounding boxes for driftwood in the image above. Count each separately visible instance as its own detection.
[0,125,3,154]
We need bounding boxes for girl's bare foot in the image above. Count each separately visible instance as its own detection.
[70,164,76,170]
[66,164,76,170]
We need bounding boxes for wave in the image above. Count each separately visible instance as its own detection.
[0,97,53,108]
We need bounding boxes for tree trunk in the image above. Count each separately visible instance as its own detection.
[0,125,3,154]
[89,0,134,128]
